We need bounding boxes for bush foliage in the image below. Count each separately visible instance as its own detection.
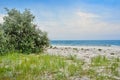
[0,8,49,54]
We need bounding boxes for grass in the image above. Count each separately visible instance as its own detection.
[73,48,78,51]
[91,55,120,80]
[0,53,120,80]
[91,55,110,66]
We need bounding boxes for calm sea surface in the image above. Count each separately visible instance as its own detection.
[50,40,120,47]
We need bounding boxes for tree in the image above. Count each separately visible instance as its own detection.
[0,26,7,54]
[1,8,49,54]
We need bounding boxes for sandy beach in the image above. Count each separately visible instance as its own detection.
[46,46,120,62]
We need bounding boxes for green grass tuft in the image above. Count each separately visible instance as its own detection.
[0,53,119,80]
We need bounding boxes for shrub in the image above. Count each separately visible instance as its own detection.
[0,27,7,55]
[0,8,49,54]
[98,49,102,51]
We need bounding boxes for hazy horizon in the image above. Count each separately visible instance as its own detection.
[0,0,120,40]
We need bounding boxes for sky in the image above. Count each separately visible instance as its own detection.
[0,0,120,40]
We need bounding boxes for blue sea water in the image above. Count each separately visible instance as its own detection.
[50,40,120,47]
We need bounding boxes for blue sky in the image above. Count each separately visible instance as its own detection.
[0,0,120,40]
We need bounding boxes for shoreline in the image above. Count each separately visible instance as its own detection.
[51,45,120,50]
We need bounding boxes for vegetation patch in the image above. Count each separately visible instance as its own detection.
[0,53,119,80]
[0,8,49,55]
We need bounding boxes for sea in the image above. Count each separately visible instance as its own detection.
[50,40,120,47]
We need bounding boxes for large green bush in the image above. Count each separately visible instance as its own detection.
[0,8,49,54]
[0,27,8,54]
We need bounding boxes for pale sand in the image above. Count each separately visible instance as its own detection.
[46,46,120,80]
[46,46,120,62]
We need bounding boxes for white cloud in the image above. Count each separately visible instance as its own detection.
[35,10,120,40]
[76,11,100,18]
